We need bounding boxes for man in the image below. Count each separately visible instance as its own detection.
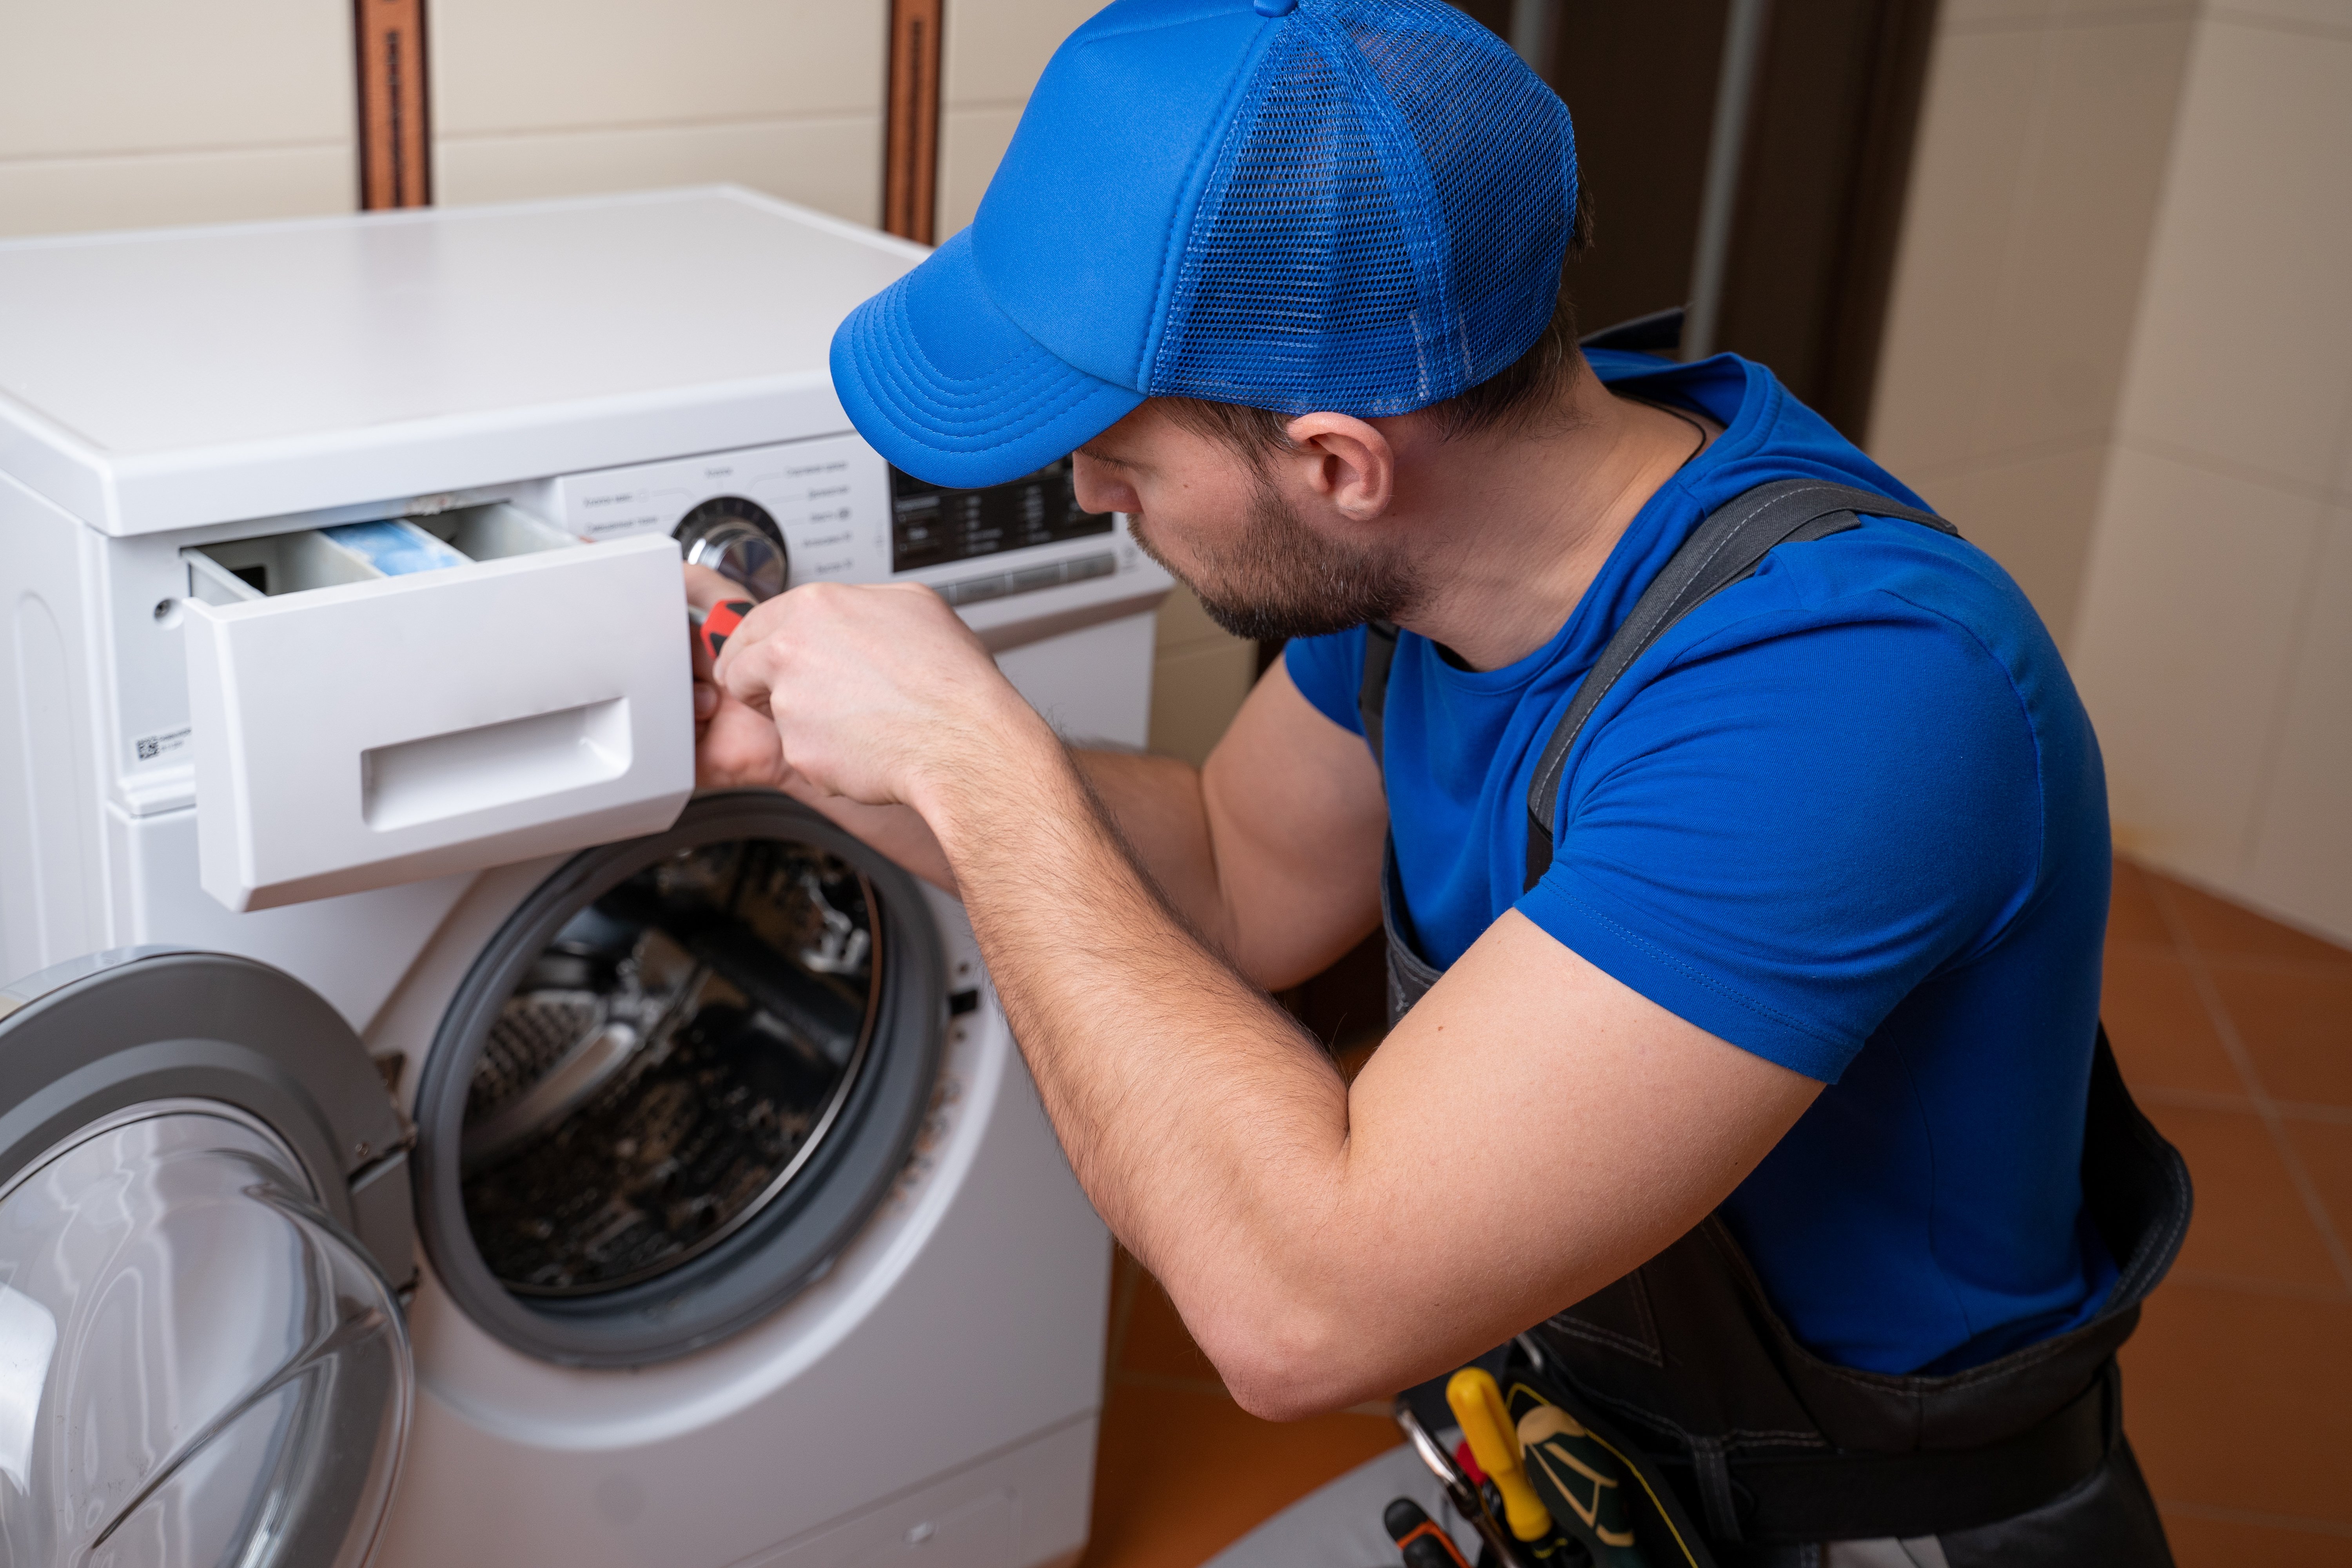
[690,0,2185,1561]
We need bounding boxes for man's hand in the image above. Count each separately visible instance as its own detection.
[684,564,789,791]
[701,573,1054,815]
[682,564,1042,892]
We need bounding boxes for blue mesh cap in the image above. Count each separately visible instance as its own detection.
[830,0,1577,488]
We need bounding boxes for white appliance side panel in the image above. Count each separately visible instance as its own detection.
[996,612,1160,751]
[742,1416,1098,1568]
[0,472,111,977]
[109,804,478,1035]
[380,1001,1110,1567]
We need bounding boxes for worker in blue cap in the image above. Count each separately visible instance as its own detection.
[691,1,2185,1561]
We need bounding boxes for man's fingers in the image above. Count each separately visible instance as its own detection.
[696,694,785,789]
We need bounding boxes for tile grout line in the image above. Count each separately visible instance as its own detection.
[1103,1252,1143,1391]
[1111,1369,1232,1400]
[2149,877,2352,1294]
[2136,1084,2352,1125]
[2168,1267,2351,1304]
[2158,1500,2352,1541]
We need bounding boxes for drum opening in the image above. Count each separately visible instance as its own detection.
[456,838,882,1298]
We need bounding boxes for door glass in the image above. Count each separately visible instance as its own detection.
[458,838,882,1296]
[0,1108,410,1567]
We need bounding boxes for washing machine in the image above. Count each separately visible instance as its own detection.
[0,187,1173,1566]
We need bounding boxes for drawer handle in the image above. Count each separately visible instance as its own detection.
[362,699,631,831]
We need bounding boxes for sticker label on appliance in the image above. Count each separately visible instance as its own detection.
[132,726,191,764]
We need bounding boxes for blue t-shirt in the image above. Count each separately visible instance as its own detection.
[1287,351,2115,1375]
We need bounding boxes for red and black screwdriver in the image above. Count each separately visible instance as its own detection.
[690,599,755,663]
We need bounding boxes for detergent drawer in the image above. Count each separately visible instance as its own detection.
[181,521,693,912]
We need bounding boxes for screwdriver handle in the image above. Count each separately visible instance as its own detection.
[695,599,755,663]
[1384,1498,1472,1568]
[1446,1368,1553,1544]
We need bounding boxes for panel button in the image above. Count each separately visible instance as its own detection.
[1008,564,1067,594]
[945,574,1009,605]
[1063,552,1117,582]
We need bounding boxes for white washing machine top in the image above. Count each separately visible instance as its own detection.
[0,187,922,535]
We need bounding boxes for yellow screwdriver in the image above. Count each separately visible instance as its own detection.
[1447,1367,1576,1562]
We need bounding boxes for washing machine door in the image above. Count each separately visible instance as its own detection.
[0,949,415,1568]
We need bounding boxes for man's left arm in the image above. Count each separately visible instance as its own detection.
[712,581,1821,1418]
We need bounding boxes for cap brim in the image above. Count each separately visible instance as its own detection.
[830,229,1144,490]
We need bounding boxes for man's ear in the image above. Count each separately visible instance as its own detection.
[1280,413,1394,522]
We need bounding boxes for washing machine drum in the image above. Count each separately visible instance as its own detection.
[0,949,417,1568]
[412,791,947,1367]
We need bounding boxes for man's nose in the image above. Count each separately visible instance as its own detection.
[1071,454,1137,517]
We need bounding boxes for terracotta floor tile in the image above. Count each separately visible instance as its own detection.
[2208,963,2352,1109]
[1079,1381,1401,1568]
[2102,948,2247,1098]
[2162,1511,2352,1568]
[2140,1103,2346,1291]
[2109,857,2175,949]
[2120,1283,2352,1526]
[2284,1120,2352,1243]
[2158,877,2352,972]
[1118,1270,1228,1387]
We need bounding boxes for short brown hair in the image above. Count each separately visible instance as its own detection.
[1161,185,1595,458]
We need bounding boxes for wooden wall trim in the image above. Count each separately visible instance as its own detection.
[356,0,432,209]
[884,0,944,243]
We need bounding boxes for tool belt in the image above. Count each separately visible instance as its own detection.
[1366,472,2192,1564]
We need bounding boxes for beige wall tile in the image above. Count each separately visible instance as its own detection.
[1970,16,2192,457]
[0,146,355,240]
[2057,0,2198,19]
[435,118,883,227]
[2243,506,2352,944]
[0,0,352,160]
[432,0,886,137]
[2210,0,2352,36]
[1152,584,1261,768]
[1940,0,2064,29]
[2071,446,2326,885]
[1149,639,1259,768]
[942,0,1102,109]
[1869,27,2045,477]
[938,107,1023,237]
[2114,18,2352,490]
[935,0,1099,236]
[1155,582,1253,655]
[1919,439,2109,645]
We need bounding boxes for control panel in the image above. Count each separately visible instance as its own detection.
[532,434,1140,613]
[536,434,886,583]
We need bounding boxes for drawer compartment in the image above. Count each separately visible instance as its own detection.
[182,517,692,911]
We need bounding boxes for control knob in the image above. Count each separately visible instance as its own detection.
[674,496,787,601]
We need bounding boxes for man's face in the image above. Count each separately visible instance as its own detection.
[1072,403,1421,642]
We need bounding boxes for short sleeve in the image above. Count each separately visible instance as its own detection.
[1283,626,1369,736]
[1514,597,2043,1082]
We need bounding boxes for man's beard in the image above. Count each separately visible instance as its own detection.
[1125,477,1423,642]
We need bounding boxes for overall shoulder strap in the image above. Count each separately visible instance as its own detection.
[1521,479,1957,891]
[1358,619,1401,768]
